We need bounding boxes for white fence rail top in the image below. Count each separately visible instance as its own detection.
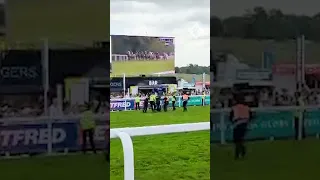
[110,122,209,138]
[110,122,210,180]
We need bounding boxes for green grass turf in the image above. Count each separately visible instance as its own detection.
[211,139,320,180]
[6,0,109,44]
[111,59,174,76]
[0,154,109,180]
[110,106,210,180]
[110,106,210,128]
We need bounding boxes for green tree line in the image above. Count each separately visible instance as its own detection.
[175,64,209,74]
[211,7,320,41]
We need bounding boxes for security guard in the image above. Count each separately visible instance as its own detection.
[135,95,141,110]
[230,95,251,160]
[171,94,176,111]
[80,103,97,154]
[182,92,189,112]
[149,93,155,111]
[156,94,161,111]
[294,93,306,140]
[163,94,169,112]
[202,92,206,106]
[143,96,149,113]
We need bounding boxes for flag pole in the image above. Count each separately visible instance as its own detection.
[123,73,126,97]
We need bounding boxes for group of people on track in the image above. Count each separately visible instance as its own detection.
[134,92,192,113]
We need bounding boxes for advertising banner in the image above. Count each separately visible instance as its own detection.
[111,35,175,76]
[0,118,108,155]
[110,95,210,111]
[0,50,42,86]
[236,69,272,81]
[211,109,320,142]
[110,99,135,111]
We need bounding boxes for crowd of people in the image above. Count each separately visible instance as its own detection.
[212,88,320,108]
[111,88,210,99]
[0,95,108,119]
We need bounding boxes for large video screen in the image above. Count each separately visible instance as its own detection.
[111,35,175,76]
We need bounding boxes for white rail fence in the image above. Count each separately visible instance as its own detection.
[110,122,210,180]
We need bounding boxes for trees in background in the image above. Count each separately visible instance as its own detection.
[211,7,320,41]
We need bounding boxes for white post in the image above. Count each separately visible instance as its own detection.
[301,35,305,86]
[123,73,126,97]
[202,72,206,90]
[42,38,49,116]
[111,130,135,180]
[57,84,63,115]
[296,36,301,92]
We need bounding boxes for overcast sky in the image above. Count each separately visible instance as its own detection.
[111,0,210,67]
[212,0,320,18]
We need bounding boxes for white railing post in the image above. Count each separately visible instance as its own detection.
[110,122,209,180]
[220,112,226,144]
[47,119,53,154]
[111,129,135,180]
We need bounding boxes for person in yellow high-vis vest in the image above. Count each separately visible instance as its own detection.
[171,94,176,111]
[202,92,206,106]
[80,103,97,154]
[149,93,155,111]
[135,95,141,110]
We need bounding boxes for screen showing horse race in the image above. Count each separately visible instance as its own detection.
[111,35,175,76]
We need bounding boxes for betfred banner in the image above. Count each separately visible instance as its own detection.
[110,99,135,111]
[0,118,108,155]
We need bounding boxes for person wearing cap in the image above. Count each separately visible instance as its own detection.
[230,94,252,160]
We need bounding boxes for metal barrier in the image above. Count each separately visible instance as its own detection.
[110,122,209,180]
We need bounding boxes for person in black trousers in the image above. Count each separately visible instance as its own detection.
[163,95,168,112]
[156,95,161,111]
[143,96,149,113]
[230,95,252,160]
[171,95,176,111]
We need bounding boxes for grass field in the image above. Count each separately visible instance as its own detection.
[0,154,109,180]
[111,59,175,76]
[212,139,320,180]
[110,106,210,180]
